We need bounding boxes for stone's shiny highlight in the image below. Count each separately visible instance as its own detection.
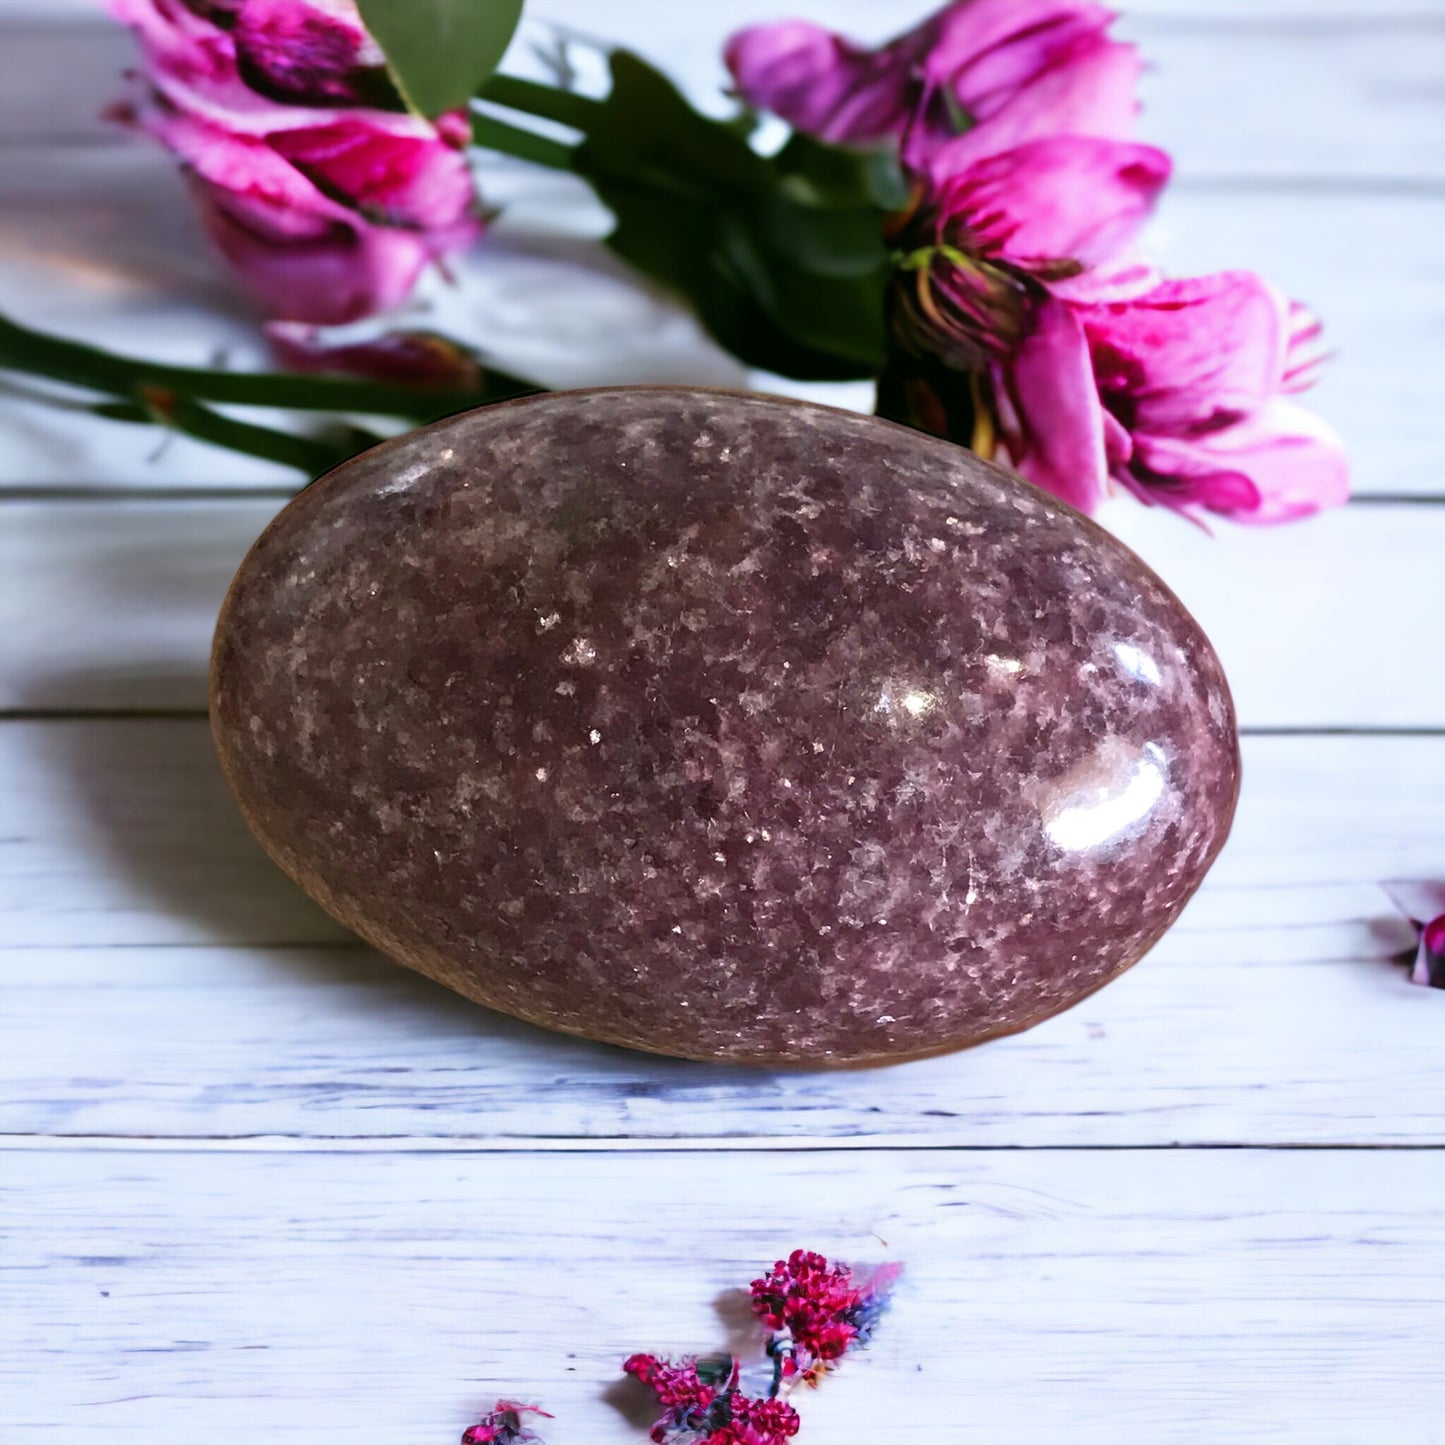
[211,387,1240,1066]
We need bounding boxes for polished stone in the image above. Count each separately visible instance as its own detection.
[212,387,1240,1066]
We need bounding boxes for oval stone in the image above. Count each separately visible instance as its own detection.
[212,387,1239,1066]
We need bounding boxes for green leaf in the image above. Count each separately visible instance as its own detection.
[570,51,890,381]
[0,311,537,421]
[694,1355,737,1387]
[357,0,524,118]
[773,131,909,213]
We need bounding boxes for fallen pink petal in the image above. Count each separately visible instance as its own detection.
[265,321,484,388]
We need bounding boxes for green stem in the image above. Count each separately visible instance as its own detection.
[0,311,535,421]
[470,109,575,170]
[136,391,367,475]
[477,72,601,132]
[83,392,367,476]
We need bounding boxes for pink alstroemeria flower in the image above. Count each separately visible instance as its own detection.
[623,1354,801,1445]
[889,134,1168,392]
[726,0,1141,171]
[107,0,484,324]
[993,271,1350,521]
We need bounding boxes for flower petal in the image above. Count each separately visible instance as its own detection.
[119,93,348,216]
[1079,271,1292,434]
[994,298,1108,513]
[267,120,480,232]
[932,135,1169,271]
[110,0,446,137]
[926,0,1122,123]
[108,18,483,326]
[265,321,483,386]
[229,0,393,108]
[923,31,1142,172]
[724,18,927,145]
[192,178,433,323]
[1127,398,1350,523]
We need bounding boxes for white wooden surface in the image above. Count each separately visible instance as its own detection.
[2,2,1443,1442]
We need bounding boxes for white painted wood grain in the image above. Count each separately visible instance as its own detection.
[2,943,1438,1146]
[4,1146,1442,1443]
[1,726,1439,1145]
[1,158,1438,493]
[4,495,1441,726]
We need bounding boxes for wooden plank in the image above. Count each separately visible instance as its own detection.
[1,140,1437,493]
[4,1146,1442,1442]
[2,728,1440,1146]
[4,6,1444,180]
[3,497,1441,726]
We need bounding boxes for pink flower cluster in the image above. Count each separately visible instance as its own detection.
[107,0,484,325]
[623,1355,800,1445]
[624,1250,897,1444]
[460,1401,552,1445]
[749,1249,898,1385]
[728,0,1349,524]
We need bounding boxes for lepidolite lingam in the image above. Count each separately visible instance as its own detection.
[211,387,1239,1065]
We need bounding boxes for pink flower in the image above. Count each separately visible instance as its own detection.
[460,1401,551,1445]
[623,1354,735,1443]
[751,4,1173,505]
[889,136,1168,386]
[991,272,1350,521]
[106,0,483,324]
[733,1,1348,526]
[720,1395,802,1445]
[749,1250,900,1385]
[726,0,1142,171]
[621,1251,897,1442]
[623,1354,799,1445]
[879,27,1170,463]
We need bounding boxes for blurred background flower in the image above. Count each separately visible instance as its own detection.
[107,0,484,325]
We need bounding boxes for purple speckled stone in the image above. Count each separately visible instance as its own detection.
[212,387,1239,1066]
